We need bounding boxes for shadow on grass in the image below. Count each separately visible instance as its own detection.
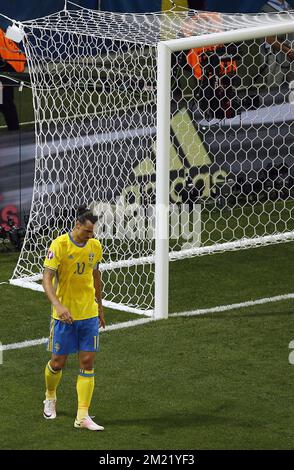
[101,409,261,433]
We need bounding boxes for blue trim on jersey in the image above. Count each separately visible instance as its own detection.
[47,316,100,355]
[68,232,86,248]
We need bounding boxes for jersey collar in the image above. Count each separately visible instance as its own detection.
[68,232,87,248]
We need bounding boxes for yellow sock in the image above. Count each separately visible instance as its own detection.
[76,369,95,422]
[45,361,62,400]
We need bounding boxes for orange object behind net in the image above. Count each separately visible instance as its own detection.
[187,46,237,79]
[0,28,26,73]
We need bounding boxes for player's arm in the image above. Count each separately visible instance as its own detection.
[93,267,105,329]
[42,268,73,324]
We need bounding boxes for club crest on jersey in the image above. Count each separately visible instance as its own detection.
[89,253,94,262]
[47,250,54,260]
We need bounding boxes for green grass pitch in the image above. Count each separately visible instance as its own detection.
[0,244,294,450]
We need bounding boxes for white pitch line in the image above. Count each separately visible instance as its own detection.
[103,317,153,331]
[170,293,294,318]
[0,282,8,285]
[1,317,153,351]
[2,337,48,351]
[2,293,294,351]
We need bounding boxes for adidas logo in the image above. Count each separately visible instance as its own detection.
[122,107,227,202]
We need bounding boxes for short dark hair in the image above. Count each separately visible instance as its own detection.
[76,205,98,225]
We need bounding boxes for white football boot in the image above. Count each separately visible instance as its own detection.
[43,399,57,419]
[74,415,104,431]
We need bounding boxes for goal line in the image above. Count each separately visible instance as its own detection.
[170,293,294,318]
[1,292,292,353]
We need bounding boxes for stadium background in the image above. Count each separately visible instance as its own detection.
[1,0,294,229]
[1,0,293,21]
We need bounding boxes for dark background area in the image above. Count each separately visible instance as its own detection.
[1,0,294,236]
[2,0,293,26]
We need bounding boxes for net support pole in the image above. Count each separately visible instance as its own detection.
[154,42,171,320]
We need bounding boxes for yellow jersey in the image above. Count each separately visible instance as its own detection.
[44,233,103,321]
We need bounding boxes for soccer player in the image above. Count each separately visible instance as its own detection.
[42,205,105,431]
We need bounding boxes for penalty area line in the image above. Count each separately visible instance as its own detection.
[1,317,153,351]
[170,293,294,318]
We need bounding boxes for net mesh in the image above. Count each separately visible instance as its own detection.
[10,2,294,314]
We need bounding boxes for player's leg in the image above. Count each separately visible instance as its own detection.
[44,319,77,419]
[44,353,67,419]
[74,316,104,431]
[76,350,96,421]
[45,353,67,400]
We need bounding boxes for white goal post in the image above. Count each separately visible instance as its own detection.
[6,3,294,319]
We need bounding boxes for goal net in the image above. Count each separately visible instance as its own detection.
[9,2,294,318]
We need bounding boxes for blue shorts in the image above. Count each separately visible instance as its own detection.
[47,316,100,355]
